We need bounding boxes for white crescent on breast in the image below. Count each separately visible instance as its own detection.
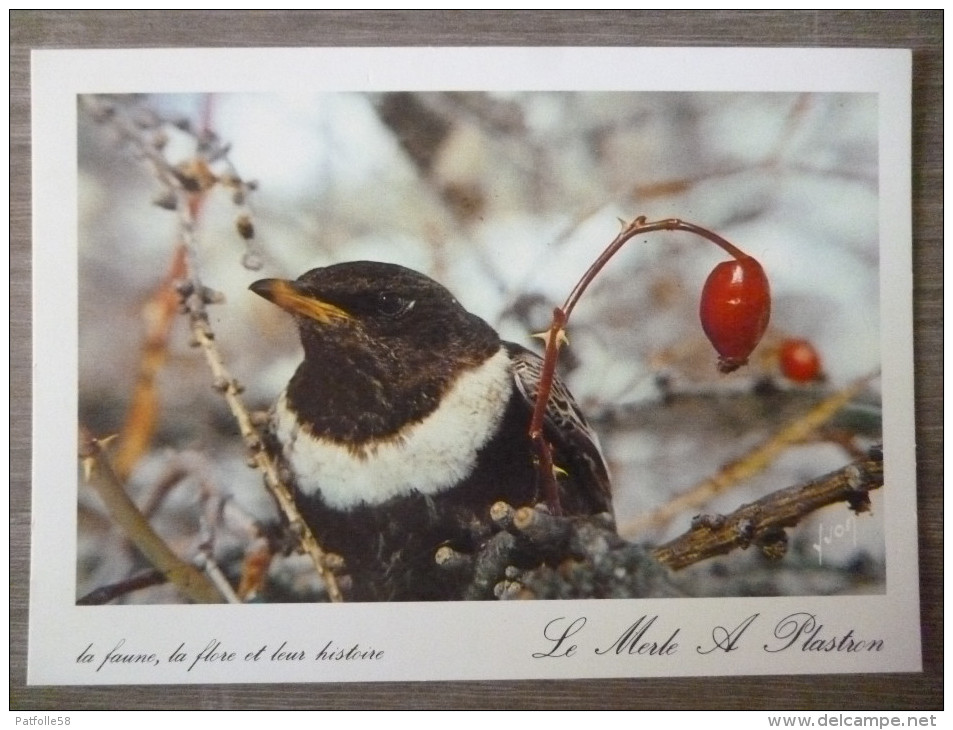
[273,347,514,511]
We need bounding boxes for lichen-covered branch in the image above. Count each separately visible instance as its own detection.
[447,442,884,597]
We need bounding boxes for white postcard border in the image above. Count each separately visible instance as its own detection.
[29,46,918,685]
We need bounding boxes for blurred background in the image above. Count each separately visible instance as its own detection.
[77,91,884,601]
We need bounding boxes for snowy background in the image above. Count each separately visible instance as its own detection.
[76,92,884,601]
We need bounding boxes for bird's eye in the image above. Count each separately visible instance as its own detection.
[376,291,414,318]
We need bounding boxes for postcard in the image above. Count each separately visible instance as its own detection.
[29,47,917,684]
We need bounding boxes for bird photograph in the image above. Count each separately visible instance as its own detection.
[76,91,885,604]
[248,261,612,600]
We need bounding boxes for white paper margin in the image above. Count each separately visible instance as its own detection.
[29,47,919,685]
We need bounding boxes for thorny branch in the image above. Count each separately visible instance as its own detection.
[528,216,759,514]
[652,445,883,571]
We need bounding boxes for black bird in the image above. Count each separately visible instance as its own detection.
[250,261,612,601]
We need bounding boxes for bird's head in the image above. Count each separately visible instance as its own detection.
[250,261,499,379]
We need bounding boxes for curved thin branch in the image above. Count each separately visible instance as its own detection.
[77,569,167,606]
[529,216,765,514]
[561,216,746,320]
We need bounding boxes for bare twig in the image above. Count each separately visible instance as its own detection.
[196,552,241,604]
[652,446,883,571]
[172,188,342,600]
[560,217,746,321]
[140,463,190,519]
[84,95,343,602]
[78,427,223,604]
[624,373,878,537]
[77,569,168,605]
[113,245,187,480]
[177,275,343,602]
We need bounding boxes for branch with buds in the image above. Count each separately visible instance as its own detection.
[652,445,883,570]
[80,95,343,603]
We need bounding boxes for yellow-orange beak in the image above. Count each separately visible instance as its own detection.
[249,278,352,325]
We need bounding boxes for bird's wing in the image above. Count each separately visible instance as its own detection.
[505,342,613,517]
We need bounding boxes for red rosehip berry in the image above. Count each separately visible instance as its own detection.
[779,337,822,383]
[699,255,771,373]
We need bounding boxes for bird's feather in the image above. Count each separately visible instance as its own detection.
[506,342,613,517]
